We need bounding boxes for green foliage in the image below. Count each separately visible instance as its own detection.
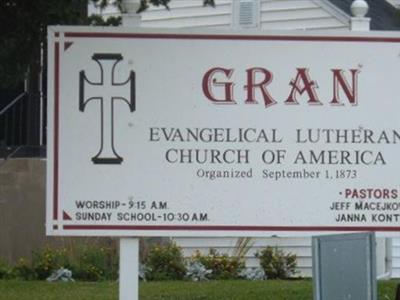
[256,247,298,279]
[12,258,36,280]
[32,247,71,280]
[395,9,400,26]
[0,279,398,300]
[1,243,118,282]
[145,243,186,281]
[203,0,216,8]
[73,245,118,281]
[137,0,170,13]
[137,0,215,13]
[191,249,244,280]
[0,0,89,88]
[0,0,120,89]
[233,237,254,259]
[88,15,122,26]
[0,0,216,89]
[0,260,13,280]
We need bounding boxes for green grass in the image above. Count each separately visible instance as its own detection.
[0,280,398,300]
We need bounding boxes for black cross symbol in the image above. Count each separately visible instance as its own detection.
[79,53,135,164]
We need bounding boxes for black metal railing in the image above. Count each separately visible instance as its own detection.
[0,92,28,147]
[0,91,46,159]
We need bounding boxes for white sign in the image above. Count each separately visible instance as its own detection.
[47,26,400,237]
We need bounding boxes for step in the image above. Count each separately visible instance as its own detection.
[0,146,46,160]
[0,159,30,173]
[0,172,18,186]
[0,185,22,205]
[0,147,17,159]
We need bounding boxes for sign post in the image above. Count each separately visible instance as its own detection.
[120,238,139,300]
[120,2,141,299]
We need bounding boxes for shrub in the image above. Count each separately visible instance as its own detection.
[256,247,297,279]
[0,259,13,279]
[191,249,244,280]
[7,243,118,282]
[185,261,212,281]
[145,243,186,281]
[32,247,70,280]
[238,267,266,281]
[13,258,36,280]
[73,245,118,281]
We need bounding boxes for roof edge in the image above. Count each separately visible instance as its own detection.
[316,0,351,27]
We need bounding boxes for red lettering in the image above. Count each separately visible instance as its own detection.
[330,69,359,106]
[202,67,235,103]
[244,68,276,108]
[202,66,361,108]
[285,68,321,105]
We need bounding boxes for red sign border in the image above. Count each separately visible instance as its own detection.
[52,30,400,233]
